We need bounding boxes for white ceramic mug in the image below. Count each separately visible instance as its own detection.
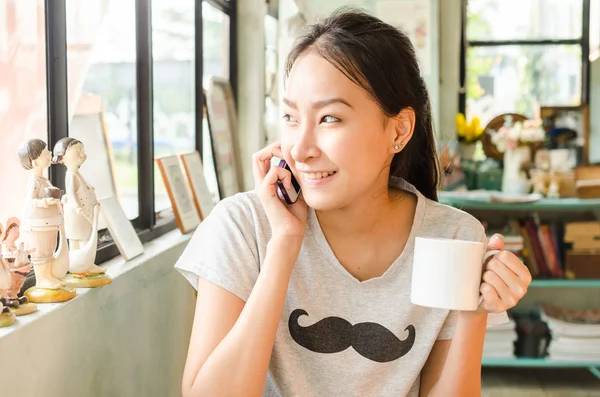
[410,237,500,311]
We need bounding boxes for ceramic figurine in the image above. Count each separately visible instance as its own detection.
[0,223,16,327]
[547,172,561,198]
[52,138,111,288]
[17,139,76,303]
[1,218,38,315]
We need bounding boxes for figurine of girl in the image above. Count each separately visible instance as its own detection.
[0,261,14,326]
[0,224,15,326]
[53,138,109,287]
[1,218,38,315]
[17,139,75,302]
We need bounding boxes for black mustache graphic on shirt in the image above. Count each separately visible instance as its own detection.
[288,309,416,363]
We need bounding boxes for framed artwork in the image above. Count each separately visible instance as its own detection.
[179,151,215,220]
[205,77,243,199]
[99,196,144,261]
[156,155,201,234]
[538,105,590,165]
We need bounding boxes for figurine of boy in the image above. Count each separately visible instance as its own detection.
[17,139,69,289]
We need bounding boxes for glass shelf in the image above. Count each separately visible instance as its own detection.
[439,194,600,212]
[530,279,600,288]
[482,357,600,379]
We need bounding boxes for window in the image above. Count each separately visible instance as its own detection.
[66,0,139,220]
[0,0,48,225]
[4,0,237,290]
[152,0,197,215]
[202,0,232,202]
[462,0,590,125]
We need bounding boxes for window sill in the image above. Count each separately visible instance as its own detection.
[0,228,193,341]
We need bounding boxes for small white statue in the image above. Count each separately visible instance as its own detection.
[52,138,110,288]
[1,218,38,315]
[547,172,561,198]
[0,224,16,326]
[17,139,75,303]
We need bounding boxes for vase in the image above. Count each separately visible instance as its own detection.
[502,145,532,194]
[459,142,476,160]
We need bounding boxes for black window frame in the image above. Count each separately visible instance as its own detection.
[22,0,237,292]
[459,0,592,115]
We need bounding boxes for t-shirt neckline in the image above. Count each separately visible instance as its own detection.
[307,177,427,285]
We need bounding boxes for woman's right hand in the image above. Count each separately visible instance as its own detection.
[252,142,308,239]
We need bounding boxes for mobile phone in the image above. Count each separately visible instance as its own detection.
[276,159,301,204]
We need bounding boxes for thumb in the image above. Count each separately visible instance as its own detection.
[487,233,504,251]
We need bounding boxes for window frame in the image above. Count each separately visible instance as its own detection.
[21,0,238,292]
[458,0,592,115]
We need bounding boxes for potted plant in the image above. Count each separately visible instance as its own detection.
[455,113,484,160]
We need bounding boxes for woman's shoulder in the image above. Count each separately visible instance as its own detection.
[420,197,486,242]
[205,190,270,235]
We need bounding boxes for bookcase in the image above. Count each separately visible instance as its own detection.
[439,193,600,379]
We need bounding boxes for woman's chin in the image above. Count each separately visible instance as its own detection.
[302,191,345,212]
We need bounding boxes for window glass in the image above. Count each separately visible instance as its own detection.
[202,1,230,202]
[0,0,48,224]
[152,0,196,214]
[466,45,582,125]
[467,0,582,42]
[66,0,139,219]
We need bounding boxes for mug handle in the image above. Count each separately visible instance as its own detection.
[477,249,502,307]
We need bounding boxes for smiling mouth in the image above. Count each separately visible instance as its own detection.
[300,171,337,180]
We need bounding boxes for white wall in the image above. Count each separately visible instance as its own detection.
[0,232,195,397]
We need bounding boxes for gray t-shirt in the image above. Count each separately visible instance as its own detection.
[174,177,508,397]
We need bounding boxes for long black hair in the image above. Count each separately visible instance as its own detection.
[285,7,441,201]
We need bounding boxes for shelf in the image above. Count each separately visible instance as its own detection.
[530,279,600,288]
[439,194,600,212]
[482,357,600,368]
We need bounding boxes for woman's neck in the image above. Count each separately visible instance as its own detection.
[316,183,411,238]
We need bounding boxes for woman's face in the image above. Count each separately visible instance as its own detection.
[281,52,404,211]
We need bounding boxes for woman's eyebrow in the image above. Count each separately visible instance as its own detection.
[283,97,353,109]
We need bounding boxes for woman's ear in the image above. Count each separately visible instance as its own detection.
[390,107,415,153]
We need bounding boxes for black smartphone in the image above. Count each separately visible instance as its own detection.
[276,159,301,204]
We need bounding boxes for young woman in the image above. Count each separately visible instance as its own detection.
[175,9,531,397]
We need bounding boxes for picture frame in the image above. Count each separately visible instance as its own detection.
[99,196,144,261]
[155,155,201,234]
[69,94,119,200]
[179,150,215,220]
[538,105,590,165]
[205,77,243,199]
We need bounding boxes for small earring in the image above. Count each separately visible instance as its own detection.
[394,142,404,150]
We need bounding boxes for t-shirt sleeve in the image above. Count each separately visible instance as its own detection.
[437,228,510,340]
[173,196,260,302]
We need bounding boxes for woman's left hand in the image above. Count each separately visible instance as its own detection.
[479,234,532,314]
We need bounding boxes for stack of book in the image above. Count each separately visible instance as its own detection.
[483,318,518,359]
[541,304,600,362]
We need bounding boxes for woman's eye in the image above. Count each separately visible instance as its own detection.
[282,114,297,123]
[322,115,340,123]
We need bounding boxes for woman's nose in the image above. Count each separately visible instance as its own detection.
[290,125,319,163]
